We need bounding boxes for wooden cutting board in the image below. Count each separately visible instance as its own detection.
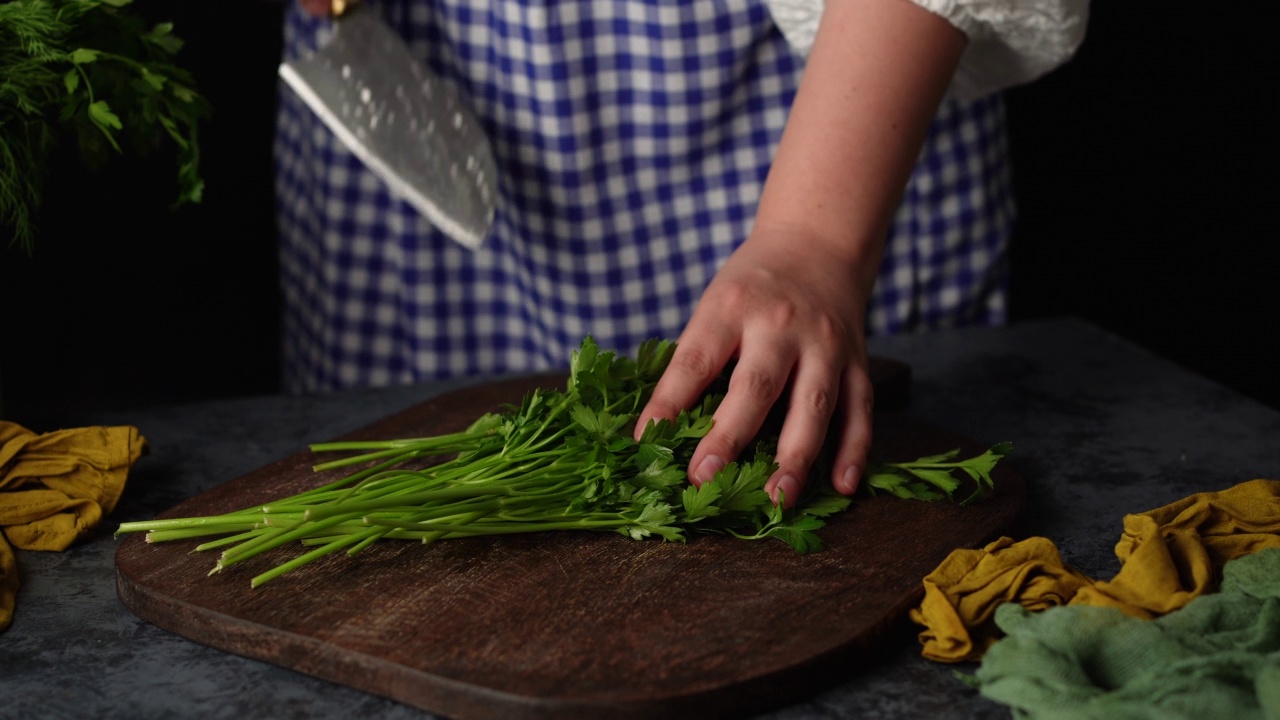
[115,359,1024,720]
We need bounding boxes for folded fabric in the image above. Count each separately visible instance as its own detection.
[910,536,1093,662]
[972,547,1280,720]
[1,421,147,632]
[910,479,1280,662]
[1075,479,1280,617]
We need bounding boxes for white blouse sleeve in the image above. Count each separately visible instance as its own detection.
[763,0,1090,101]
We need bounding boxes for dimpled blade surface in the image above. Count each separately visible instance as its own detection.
[279,7,496,249]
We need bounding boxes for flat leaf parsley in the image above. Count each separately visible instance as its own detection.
[117,338,1011,588]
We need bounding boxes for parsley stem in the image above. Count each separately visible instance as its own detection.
[117,338,998,588]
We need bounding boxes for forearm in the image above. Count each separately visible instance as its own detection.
[638,0,970,503]
[753,0,966,282]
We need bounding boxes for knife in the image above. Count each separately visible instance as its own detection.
[278,0,497,250]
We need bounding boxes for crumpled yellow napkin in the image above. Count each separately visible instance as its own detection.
[910,535,1093,662]
[910,478,1280,662]
[1,421,147,631]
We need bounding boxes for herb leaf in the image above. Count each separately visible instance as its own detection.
[2,0,210,252]
[116,337,1013,586]
[864,442,1012,504]
[680,481,723,521]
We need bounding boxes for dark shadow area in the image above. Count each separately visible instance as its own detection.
[1,1,287,420]
[1005,2,1278,410]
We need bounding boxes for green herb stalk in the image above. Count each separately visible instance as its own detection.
[117,337,1009,588]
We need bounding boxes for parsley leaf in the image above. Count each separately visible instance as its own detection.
[680,481,723,522]
[117,336,1014,586]
[865,442,1012,504]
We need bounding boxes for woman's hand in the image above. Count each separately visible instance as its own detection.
[634,0,967,507]
[636,224,876,508]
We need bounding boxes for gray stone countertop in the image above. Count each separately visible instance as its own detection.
[3,317,1278,720]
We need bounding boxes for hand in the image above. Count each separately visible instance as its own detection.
[632,0,966,508]
[634,224,875,507]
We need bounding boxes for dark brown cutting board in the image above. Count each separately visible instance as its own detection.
[116,358,1024,720]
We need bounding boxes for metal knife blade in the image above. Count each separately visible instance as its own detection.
[278,1,497,249]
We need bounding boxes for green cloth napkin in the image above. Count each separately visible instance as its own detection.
[972,547,1280,720]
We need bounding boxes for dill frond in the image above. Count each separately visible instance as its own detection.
[0,0,209,254]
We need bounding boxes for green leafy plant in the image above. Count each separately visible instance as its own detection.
[863,442,1012,504]
[117,337,1011,588]
[1,0,209,252]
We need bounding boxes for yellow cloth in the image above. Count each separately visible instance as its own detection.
[910,478,1280,663]
[0,421,147,631]
[910,536,1093,662]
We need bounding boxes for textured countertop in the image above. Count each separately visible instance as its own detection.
[4,317,1278,720]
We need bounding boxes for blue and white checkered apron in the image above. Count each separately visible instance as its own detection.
[274,0,1014,393]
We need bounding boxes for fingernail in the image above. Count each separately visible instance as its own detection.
[775,475,800,507]
[840,466,860,494]
[693,455,726,485]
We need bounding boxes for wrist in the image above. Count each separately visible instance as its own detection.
[744,216,886,296]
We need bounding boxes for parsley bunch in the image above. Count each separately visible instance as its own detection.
[1,0,209,252]
[118,337,1009,589]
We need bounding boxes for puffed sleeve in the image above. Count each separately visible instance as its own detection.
[763,0,1090,100]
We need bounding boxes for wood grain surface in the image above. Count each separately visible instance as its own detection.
[115,358,1024,720]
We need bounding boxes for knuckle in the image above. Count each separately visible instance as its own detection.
[813,314,846,348]
[670,345,719,383]
[715,280,753,309]
[703,433,744,463]
[642,398,681,422]
[852,372,875,414]
[733,367,781,405]
[798,385,836,419]
[776,445,818,474]
[765,299,798,327]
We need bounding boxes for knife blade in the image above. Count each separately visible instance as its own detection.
[278,0,497,249]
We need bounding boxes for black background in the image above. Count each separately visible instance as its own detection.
[2,1,1277,425]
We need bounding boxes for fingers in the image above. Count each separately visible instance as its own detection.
[830,363,874,496]
[636,316,871,508]
[697,344,872,508]
[689,340,796,487]
[762,355,839,507]
[633,231,875,508]
[633,324,737,443]
[761,358,872,507]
